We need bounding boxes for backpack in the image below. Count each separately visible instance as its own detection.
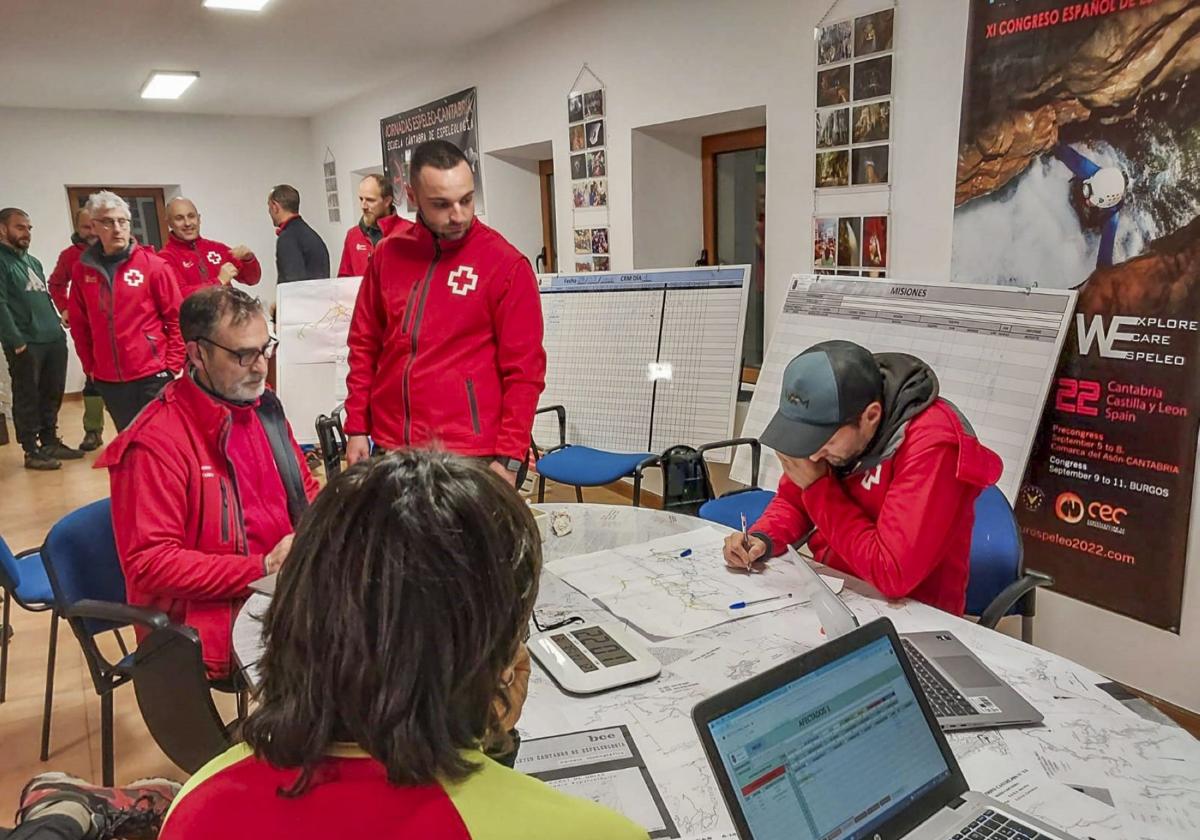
[658,445,716,516]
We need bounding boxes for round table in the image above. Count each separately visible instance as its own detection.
[231,503,1198,840]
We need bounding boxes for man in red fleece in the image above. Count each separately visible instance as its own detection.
[344,140,545,486]
[724,340,1003,616]
[98,286,318,678]
[336,174,411,277]
[159,197,261,300]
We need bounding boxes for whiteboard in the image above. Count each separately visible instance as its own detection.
[732,274,1076,500]
[275,276,361,445]
[535,266,750,459]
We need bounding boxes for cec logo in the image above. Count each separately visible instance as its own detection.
[1054,492,1128,526]
[1054,492,1085,524]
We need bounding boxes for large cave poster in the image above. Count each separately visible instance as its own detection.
[380,87,484,213]
[952,0,1200,631]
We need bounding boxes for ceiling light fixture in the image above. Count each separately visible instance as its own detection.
[203,0,272,10]
[140,71,200,100]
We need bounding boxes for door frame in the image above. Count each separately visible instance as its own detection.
[66,186,170,248]
[701,127,766,266]
[538,159,557,273]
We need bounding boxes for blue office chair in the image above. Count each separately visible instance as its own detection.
[40,498,170,786]
[532,405,657,505]
[967,486,1053,642]
[0,535,56,712]
[696,438,777,529]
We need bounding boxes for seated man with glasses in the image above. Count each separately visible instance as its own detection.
[98,285,319,679]
[67,190,185,430]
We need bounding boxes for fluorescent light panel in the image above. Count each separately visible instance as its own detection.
[141,71,200,100]
[203,0,271,10]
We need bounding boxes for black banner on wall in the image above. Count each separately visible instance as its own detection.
[380,87,484,213]
[952,0,1200,631]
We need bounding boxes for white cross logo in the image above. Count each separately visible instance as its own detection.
[207,251,222,265]
[124,269,145,287]
[860,465,883,491]
[447,265,479,296]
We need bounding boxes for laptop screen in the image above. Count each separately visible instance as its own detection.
[706,635,951,840]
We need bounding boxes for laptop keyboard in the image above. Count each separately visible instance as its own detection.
[901,639,977,718]
[952,808,1054,839]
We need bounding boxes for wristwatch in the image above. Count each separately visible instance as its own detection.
[497,457,523,473]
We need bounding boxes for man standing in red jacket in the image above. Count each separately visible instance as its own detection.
[336,174,411,277]
[47,206,106,450]
[344,140,546,486]
[67,191,185,431]
[724,340,1003,616]
[158,197,261,300]
[98,286,319,678]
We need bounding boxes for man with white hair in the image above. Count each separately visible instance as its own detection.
[158,197,261,300]
[67,190,185,430]
[98,286,318,678]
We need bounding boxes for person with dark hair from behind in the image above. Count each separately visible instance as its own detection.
[96,286,319,680]
[0,208,82,470]
[159,452,646,839]
[2,773,178,839]
[344,140,546,487]
[337,173,412,277]
[267,184,330,284]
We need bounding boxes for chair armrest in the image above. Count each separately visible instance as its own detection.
[697,437,762,487]
[633,455,662,482]
[978,571,1054,630]
[534,405,567,450]
[67,599,171,632]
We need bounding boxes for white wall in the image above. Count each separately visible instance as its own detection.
[630,129,703,269]
[0,106,321,305]
[306,0,1200,711]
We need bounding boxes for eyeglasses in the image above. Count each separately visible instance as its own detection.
[94,217,131,230]
[199,336,278,367]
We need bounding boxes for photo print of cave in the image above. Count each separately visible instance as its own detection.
[952,0,1200,631]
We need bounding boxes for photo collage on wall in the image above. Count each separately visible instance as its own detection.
[323,154,340,224]
[813,215,888,277]
[815,8,893,189]
[569,86,610,271]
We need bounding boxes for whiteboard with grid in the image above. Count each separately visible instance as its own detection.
[535,266,750,458]
[731,275,1076,500]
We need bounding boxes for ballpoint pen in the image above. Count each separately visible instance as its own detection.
[729,593,793,610]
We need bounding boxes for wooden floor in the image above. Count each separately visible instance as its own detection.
[0,399,629,805]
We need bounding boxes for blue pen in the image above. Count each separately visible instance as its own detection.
[729,593,793,610]
[680,548,693,557]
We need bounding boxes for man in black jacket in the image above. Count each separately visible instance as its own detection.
[267,185,330,284]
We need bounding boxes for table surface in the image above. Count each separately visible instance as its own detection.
[233,504,1200,840]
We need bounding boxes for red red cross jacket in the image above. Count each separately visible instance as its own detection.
[47,236,86,313]
[752,399,1003,616]
[158,234,262,300]
[67,243,185,382]
[97,374,319,678]
[337,214,412,277]
[344,219,546,461]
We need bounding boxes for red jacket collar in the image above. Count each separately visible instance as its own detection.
[275,215,301,236]
[412,216,479,255]
[166,232,203,251]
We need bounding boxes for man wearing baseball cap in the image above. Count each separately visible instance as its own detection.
[723,340,1003,615]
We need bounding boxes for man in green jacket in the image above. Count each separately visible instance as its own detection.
[0,208,83,470]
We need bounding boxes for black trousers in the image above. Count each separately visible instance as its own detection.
[3,338,67,454]
[0,814,86,839]
[93,371,171,431]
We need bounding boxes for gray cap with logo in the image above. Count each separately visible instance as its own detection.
[759,340,883,458]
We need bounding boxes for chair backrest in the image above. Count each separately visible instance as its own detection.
[657,445,717,516]
[132,624,233,773]
[965,485,1023,617]
[41,498,127,637]
[315,407,347,478]
[0,535,23,593]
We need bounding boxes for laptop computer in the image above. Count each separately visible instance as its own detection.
[693,617,1079,840]
[789,549,1041,732]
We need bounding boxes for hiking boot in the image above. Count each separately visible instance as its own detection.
[24,451,61,471]
[79,430,105,452]
[41,439,85,460]
[17,772,181,840]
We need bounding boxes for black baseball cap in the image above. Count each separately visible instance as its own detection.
[759,340,882,458]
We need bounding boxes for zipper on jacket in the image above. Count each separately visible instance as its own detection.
[466,378,481,435]
[102,270,125,381]
[218,418,249,554]
[219,478,231,543]
[401,243,441,446]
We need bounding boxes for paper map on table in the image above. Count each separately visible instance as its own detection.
[544,527,843,638]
